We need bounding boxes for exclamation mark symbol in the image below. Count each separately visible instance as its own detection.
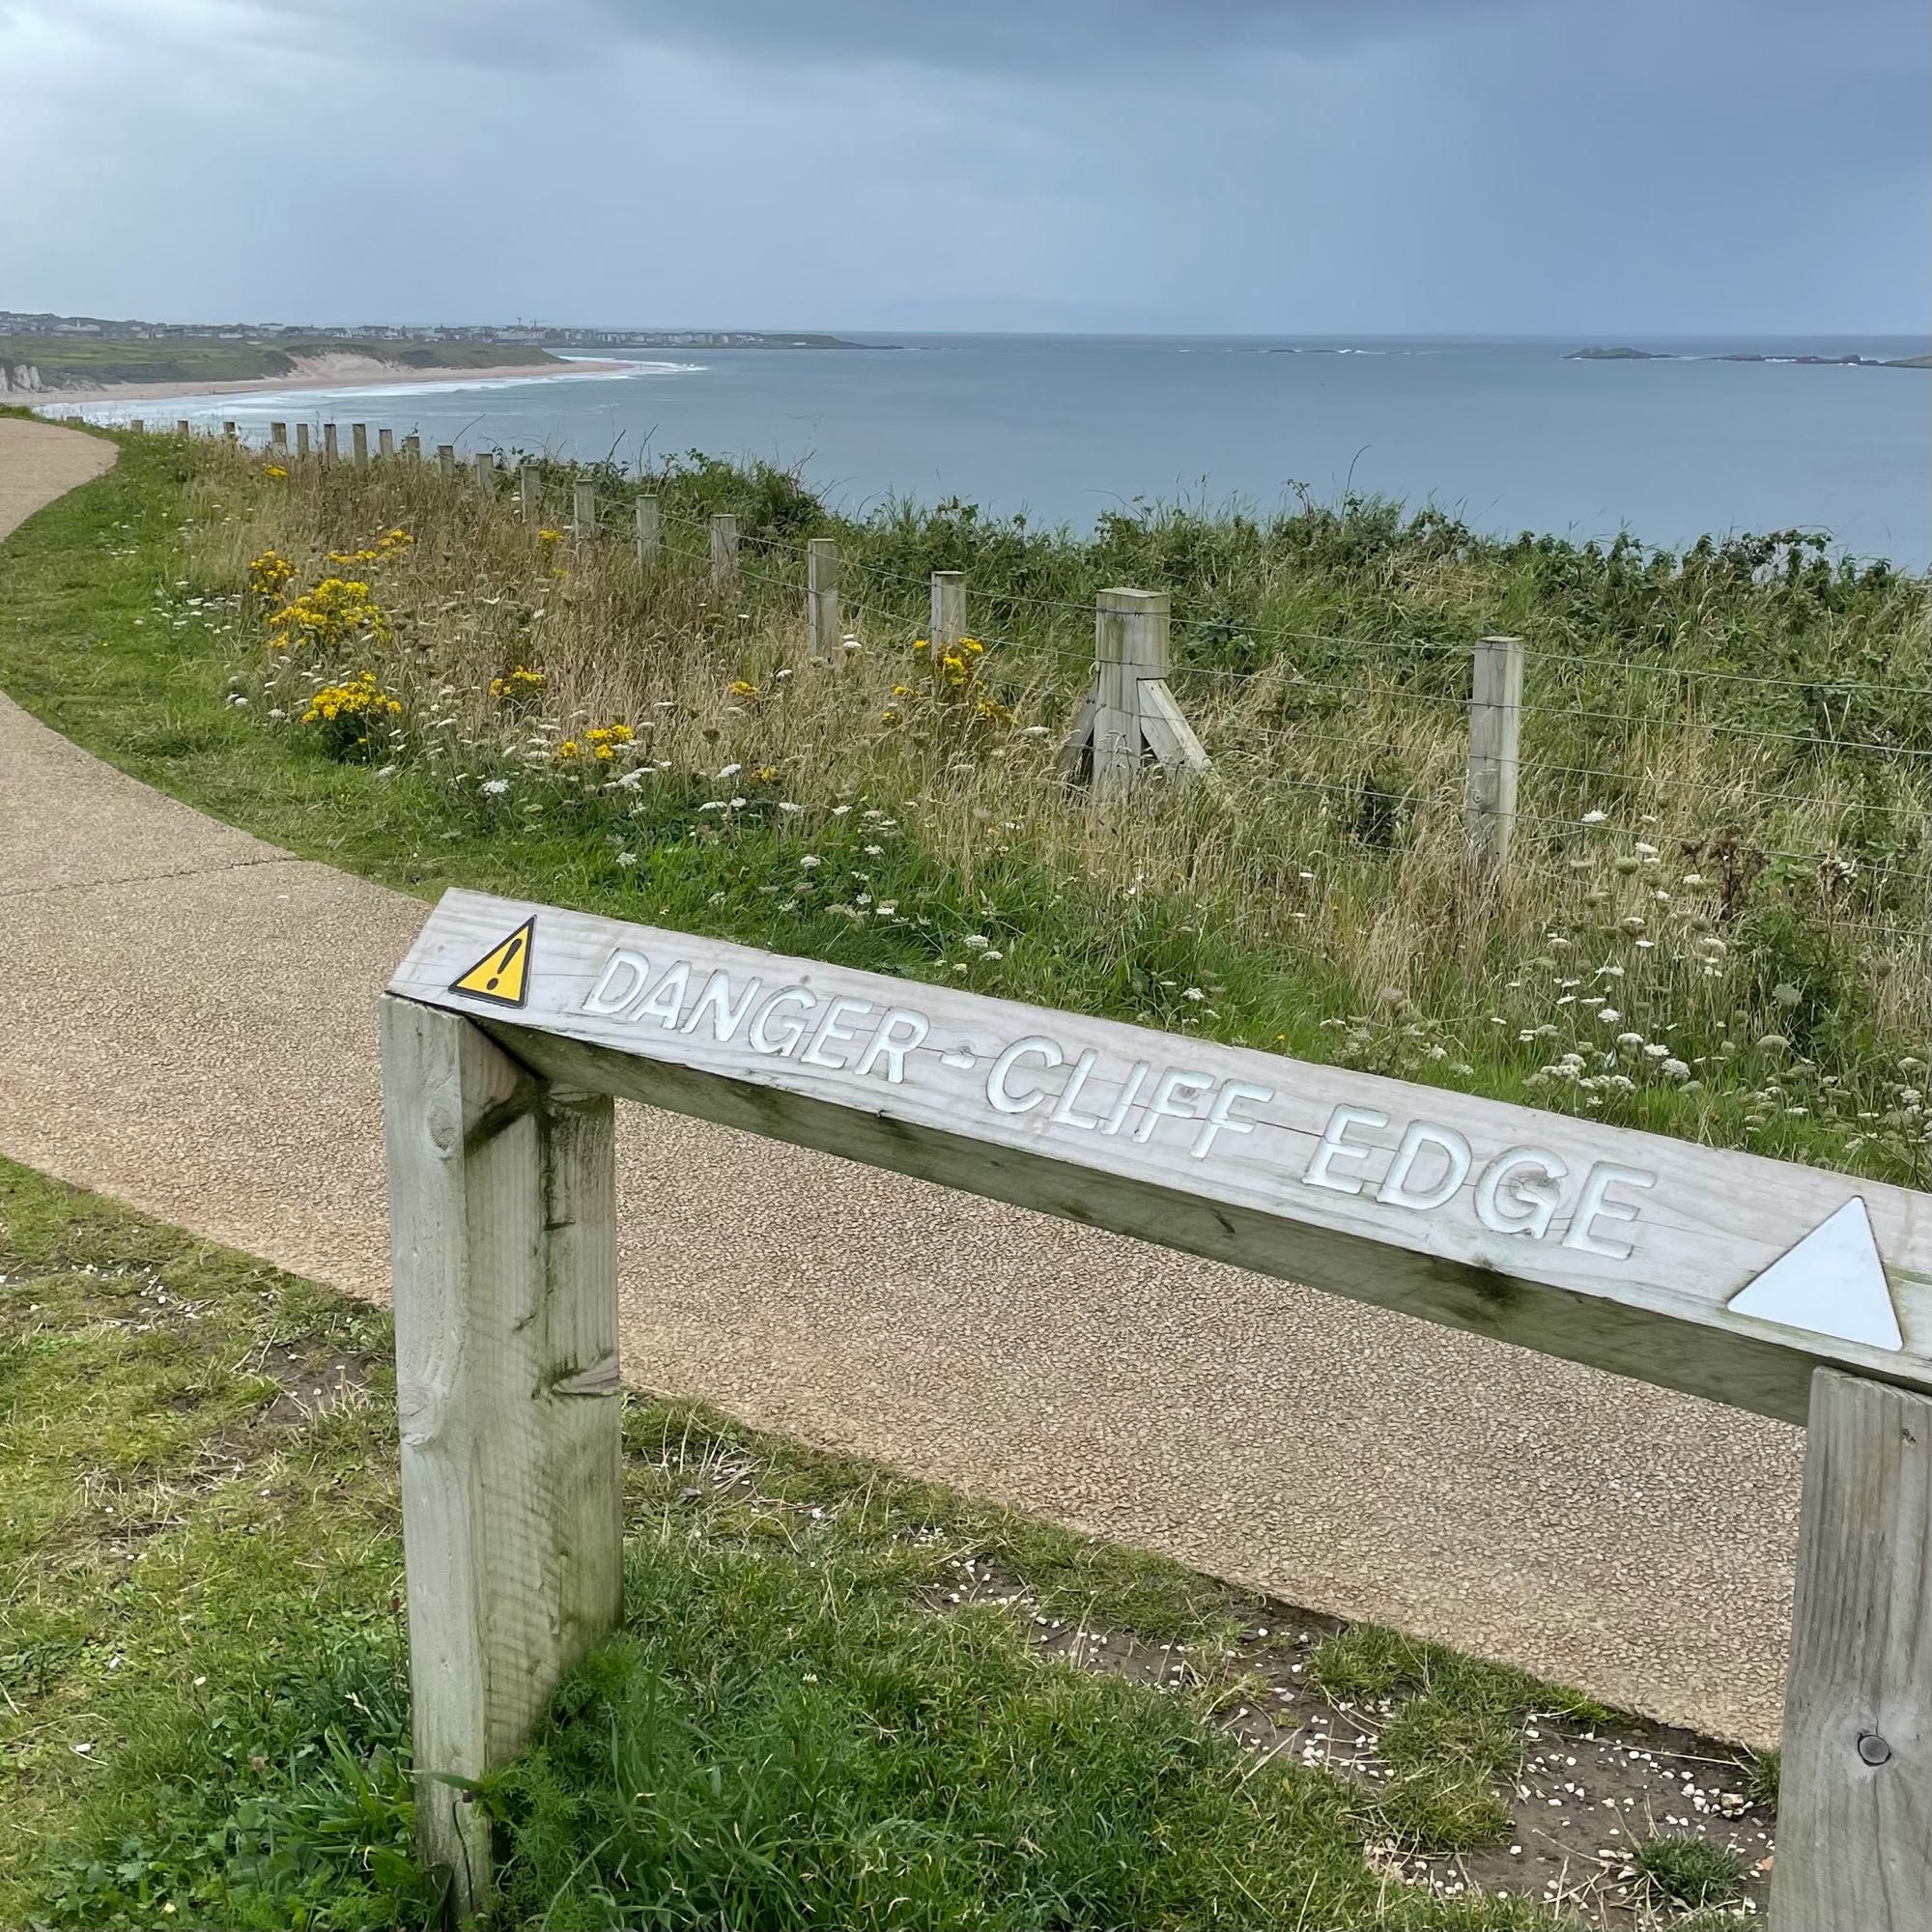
[487,930,523,993]
[449,916,535,1007]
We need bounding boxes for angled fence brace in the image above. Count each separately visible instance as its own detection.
[1056,587,1211,793]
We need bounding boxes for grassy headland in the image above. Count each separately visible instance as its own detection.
[1,422,1922,1188]
[2,334,557,390]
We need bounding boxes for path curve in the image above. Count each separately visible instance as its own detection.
[0,418,1801,1744]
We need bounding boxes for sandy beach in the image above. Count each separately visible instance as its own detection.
[33,353,630,406]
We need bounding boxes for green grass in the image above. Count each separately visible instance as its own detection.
[5,335,555,388]
[1,423,1925,1192]
[1632,1835,1747,1911]
[3,1157,1621,1929]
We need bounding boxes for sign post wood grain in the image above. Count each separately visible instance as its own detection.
[382,887,1932,1925]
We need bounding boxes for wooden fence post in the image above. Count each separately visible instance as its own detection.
[635,494,661,570]
[1093,588,1140,804]
[128,418,145,434]
[294,423,311,460]
[1465,634,1523,874]
[929,570,965,653]
[807,538,838,662]
[378,427,395,458]
[269,421,288,449]
[474,452,496,491]
[520,464,540,525]
[709,513,739,593]
[1771,1369,1932,1932]
[379,998,623,1923]
[1057,586,1207,787]
[175,418,191,438]
[402,433,421,462]
[352,422,369,466]
[222,419,239,440]
[437,443,457,480]
[322,423,338,465]
[573,479,598,540]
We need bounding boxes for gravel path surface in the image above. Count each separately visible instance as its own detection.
[0,418,1801,1744]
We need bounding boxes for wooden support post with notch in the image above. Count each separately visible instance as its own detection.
[807,538,838,663]
[1771,1368,1932,1932]
[1464,633,1523,875]
[1056,586,1210,792]
[379,997,623,1924]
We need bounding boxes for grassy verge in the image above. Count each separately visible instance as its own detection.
[0,421,1924,1194]
[1,1158,1772,1928]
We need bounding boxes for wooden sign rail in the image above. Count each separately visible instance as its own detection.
[383,888,1931,1927]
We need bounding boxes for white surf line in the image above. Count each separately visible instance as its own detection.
[37,355,707,423]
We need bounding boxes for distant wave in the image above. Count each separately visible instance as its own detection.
[226,359,710,407]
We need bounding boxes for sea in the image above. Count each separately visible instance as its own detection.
[54,334,1931,568]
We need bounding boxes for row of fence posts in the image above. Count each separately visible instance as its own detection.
[137,416,1526,872]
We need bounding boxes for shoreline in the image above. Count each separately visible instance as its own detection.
[32,356,633,406]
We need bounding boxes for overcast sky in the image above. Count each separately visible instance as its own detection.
[4,0,1926,336]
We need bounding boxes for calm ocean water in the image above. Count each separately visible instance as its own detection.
[68,334,1931,567]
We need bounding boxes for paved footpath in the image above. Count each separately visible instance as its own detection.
[0,419,1802,1743]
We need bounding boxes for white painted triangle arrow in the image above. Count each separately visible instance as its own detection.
[1725,1197,1901,1352]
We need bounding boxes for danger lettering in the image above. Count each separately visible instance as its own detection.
[581,946,1656,1259]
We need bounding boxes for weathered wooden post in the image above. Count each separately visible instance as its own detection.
[1057,586,1208,787]
[474,451,496,491]
[1465,634,1523,875]
[295,423,311,460]
[807,538,838,663]
[175,418,192,438]
[222,419,239,440]
[437,443,457,480]
[128,417,145,434]
[929,570,965,655]
[709,513,739,593]
[634,494,661,571]
[520,463,541,525]
[270,421,288,449]
[379,996,622,1923]
[573,479,598,540]
[1771,1370,1932,1930]
[378,427,396,459]
[1092,587,1142,804]
[403,433,421,462]
[352,422,370,466]
[321,422,338,465]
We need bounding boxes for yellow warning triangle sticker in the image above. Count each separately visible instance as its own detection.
[448,917,535,1009]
